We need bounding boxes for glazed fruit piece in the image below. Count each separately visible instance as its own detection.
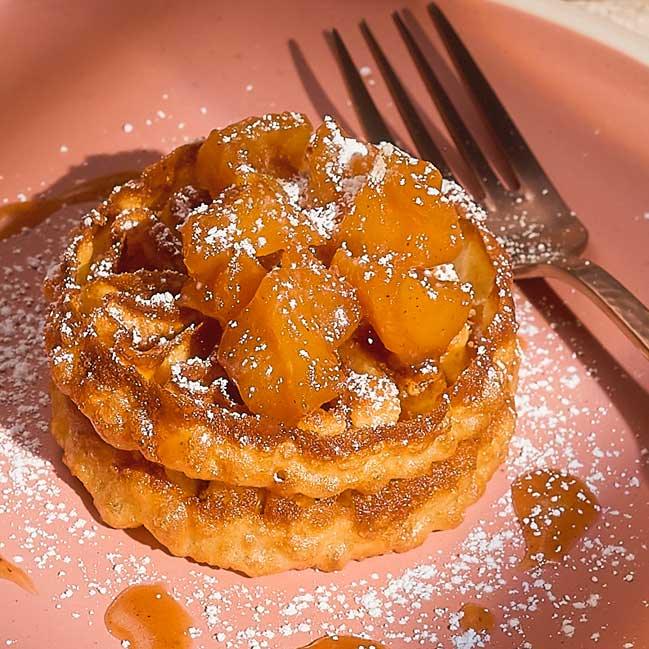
[180,251,267,325]
[338,144,464,267]
[196,112,313,195]
[440,323,472,384]
[217,265,344,424]
[332,249,472,364]
[282,249,361,346]
[179,170,330,325]
[305,116,376,205]
[454,219,496,302]
[180,172,319,282]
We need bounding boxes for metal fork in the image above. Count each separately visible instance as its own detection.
[327,3,649,359]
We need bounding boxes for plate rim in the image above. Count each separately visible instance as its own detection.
[496,0,649,65]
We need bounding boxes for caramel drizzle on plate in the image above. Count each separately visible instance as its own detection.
[458,602,494,632]
[0,170,138,240]
[512,468,600,565]
[0,554,36,593]
[104,584,193,649]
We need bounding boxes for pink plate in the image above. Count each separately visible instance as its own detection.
[1,1,648,647]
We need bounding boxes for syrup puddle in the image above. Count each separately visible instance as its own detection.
[512,468,600,566]
[105,584,193,649]
[0,170,139,240]
[0,553,36,593]
[458,602,494,633]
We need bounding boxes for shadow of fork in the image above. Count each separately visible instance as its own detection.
[520,278,649,480]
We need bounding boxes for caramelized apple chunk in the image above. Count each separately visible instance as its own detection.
[181,175,288,280]
[282,250,361,346]
[180,251,266,325]
[338,144,463,267]
[454,219,496,302]
[196,112,313,195]
[332,249,472,364]
[440,323,472,383]
[217,267,342,423]
[180,172,322,284]
[305,116,376,205]
[176,119,490,423]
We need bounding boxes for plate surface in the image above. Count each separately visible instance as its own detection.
[1,1,648,647]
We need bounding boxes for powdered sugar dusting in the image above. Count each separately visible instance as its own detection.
[1,190,647,648]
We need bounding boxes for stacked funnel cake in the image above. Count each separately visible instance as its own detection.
[45,113,519,576]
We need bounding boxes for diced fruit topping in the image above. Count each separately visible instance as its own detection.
[171,113,498,423]
[210,251,266,322]
[180,172,320,283]
[454,219,496,302]
[440,323,471,383]
[196,112,313,195]
[338,144,463,267]
[217,267,342,424]
[282,250,361,346]
[305,116,376,205]
[332,249,473,364]
[180,251,266,325]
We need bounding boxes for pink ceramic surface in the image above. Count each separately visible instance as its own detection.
[1,1,648,647]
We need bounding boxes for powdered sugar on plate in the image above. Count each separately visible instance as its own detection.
[0,203,647,648]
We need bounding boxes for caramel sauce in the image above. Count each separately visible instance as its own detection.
[301,637,387,649]
[512,469,600,565]
[105,584,193,649]
[0,170,138,240]
[0,554,36,593]
[458,602,494,632]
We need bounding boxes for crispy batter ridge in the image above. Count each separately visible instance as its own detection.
[45,138,518,498]
[51,387,515,576]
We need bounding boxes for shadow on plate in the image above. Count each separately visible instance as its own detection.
[288,38,356,137]
[289,34,405,151]
[1,148,162,531]
[0,149,162,240]
[124,527,253,577]
[520,279,649,478]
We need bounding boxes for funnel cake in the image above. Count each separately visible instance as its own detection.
[51,386,515,576]
[45,113,518,503]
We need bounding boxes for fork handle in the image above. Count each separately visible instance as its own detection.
[526,257,649,360]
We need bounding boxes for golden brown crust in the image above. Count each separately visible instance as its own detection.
[44,138,518,498]
[51,386,515,576]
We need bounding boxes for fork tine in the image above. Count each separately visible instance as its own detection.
[428,2,555,192]
[359,20,454,179]
[392,11,508,205]
[329,29,392,144]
